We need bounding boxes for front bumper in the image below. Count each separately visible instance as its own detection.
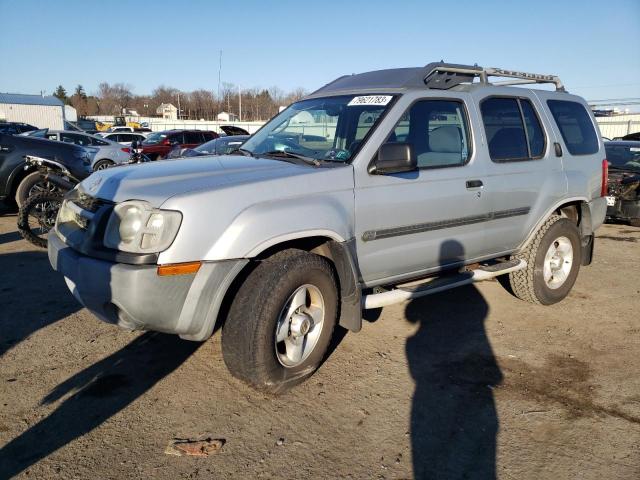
[48,230,248,341]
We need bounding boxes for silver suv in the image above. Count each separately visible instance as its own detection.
[48,63,608,393]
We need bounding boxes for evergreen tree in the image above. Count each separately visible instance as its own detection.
[53,85,67,101]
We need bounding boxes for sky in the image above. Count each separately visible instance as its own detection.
[1,0,639,107]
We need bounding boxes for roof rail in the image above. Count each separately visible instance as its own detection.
[423,63,565,92]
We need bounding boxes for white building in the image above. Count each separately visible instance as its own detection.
[217,111,239,122]
[156,103,178,120]
[0,93,66,129]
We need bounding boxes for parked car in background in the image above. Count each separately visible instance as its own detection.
[167,135,250,158]
[105,126,134,133]
[101,132,148,146]
[23,129,132,170]
[620,132,640,142]
[0,122,39,135]
[0,133,94,206]
[604,140,640,226]
[141,129,218,160]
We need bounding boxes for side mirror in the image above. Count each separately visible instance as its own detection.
[372,142,416,174]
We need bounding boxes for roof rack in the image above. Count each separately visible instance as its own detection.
[423,63,565,92]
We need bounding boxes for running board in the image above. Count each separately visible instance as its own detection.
[363,259,527,309]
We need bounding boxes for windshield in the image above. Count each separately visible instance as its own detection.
[142,132,167,145]
[241,94,394,162]
[605,143,640,172]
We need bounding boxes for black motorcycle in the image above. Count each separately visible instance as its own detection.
[17,141,149,248]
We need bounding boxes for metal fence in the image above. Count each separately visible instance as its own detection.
[595,116,640,139]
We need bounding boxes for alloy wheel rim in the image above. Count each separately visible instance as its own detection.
[274,284,325,368]
[543,236,573,289]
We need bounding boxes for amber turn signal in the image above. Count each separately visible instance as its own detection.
[157,261,201,276]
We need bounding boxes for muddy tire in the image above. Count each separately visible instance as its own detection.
[17,192,63,248]
[222,249,338,394]
[501,215,581,305]
[629,218,640,228]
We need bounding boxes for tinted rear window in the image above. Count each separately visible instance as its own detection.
[481,98,529,161]
[547,100,599,155]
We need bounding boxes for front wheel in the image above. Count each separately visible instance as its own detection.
[17,192,63,248]
[501,215,581,305]
[222,249,338,394]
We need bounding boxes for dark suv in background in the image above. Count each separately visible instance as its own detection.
[0,122,39,135]
[0,133,94,206]
[141,130,218,160]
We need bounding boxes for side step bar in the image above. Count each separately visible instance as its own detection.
[363,259,526,309]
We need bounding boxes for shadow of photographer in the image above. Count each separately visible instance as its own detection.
[404,240,502,479]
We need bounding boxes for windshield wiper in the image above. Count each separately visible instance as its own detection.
[262,150,320,166]
[236,148,255,157]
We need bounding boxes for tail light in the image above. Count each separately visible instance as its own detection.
[601,159,608,196]
[121,147,131,154]
[162,138,171,146]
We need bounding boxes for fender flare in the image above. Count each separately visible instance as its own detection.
[518,196,595,266]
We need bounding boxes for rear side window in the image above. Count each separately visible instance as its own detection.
[547,100,599,155]
[184,131,203,144]
[481,97,545,161]
[202,132,216,141]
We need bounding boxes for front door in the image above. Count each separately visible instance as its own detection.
[354,96,490,285]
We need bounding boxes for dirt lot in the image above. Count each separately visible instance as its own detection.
[0,207,638,480]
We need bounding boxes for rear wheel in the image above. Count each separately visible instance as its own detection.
[93,159,115,171]
[222,249,338,394]
[15,172,57,207]
[500,215,581,305]
[630,218,640,228]
[17,192,63,248]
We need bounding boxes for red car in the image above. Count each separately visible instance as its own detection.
[141,130,218,160]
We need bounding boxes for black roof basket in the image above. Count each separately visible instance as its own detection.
[423,62,565,92]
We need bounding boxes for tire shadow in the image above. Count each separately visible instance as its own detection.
[0,230,21,246]
[0,250,80,357]
[404,240,501,479]
[0,332,201,479]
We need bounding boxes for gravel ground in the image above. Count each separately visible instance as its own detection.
[0,206,638,479]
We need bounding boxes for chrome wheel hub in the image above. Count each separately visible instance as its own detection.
[275,284,325,368]
[543,236,573,290]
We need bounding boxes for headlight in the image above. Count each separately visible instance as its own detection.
[103,200,182,253]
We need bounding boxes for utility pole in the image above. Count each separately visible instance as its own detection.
[176,92,181,119]
[238,84,242,122]
[217,50,222,116]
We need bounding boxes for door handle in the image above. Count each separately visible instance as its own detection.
[466,179,483,189]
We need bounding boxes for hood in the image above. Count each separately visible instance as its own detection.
[220,125,250,136]
[80,155,315,206]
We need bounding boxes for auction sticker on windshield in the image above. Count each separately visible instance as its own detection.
[348,95,393,106]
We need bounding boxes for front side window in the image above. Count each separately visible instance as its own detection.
[547,100,599,155]
[241,94,394,163]
[390,99,470,168]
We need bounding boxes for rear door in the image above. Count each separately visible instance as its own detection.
[476,92,567,253]
[354,94,492,285]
